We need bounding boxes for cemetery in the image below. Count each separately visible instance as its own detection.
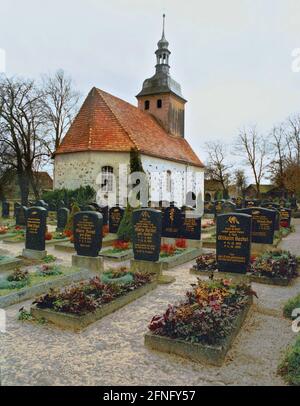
[31,269,157,332]
[1,5,300,387]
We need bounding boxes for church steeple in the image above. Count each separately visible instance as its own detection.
[155,14,170,74]
[136,15,186,138]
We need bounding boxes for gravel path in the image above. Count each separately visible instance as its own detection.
[0,221,299,386]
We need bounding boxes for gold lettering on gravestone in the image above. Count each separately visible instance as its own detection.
[217,216,249,264]
[252,210,271,237]
[27,212,40,235]
[75,216,95,248]
[134,211,157,255]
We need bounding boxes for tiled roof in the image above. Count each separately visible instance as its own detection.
[55,87,204,167]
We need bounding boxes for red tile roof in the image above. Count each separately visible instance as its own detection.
[55,87,204,167]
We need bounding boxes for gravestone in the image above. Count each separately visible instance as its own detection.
[132,208,162,262]
[237,207,276,244]
[204,201,214,214]
[280,208,292,228]
[245,199,261,208]
[98,206,109,225]
[2,201,10,218]
[72,211,104,273]
[162,206,182,238]
[23,207,47,259]
[57,207,70,231]
[235,197,244,209]
[216,213,252,274]
[109,206,125,233]
[83,205,96,212]
[73,211,103,257]
[290,197,297,210]
[14,202,21,217]
[223,201,237,213]
[180,209,201,240]
[214,201,224,216]
[274,210,280,231]
[15,206,28,226]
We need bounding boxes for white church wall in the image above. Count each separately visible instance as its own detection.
[54,151,204,208]
[141,155,204,207]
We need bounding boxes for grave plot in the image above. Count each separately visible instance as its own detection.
[30,268,157,332]
[248,250,299,286]
[144,278,255,366]
[0,255,23,273]
[159,239,201,270]
[0,224,25,241]
[0,264,91,308]
[99,240,133,262]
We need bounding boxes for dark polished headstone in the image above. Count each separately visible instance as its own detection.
[25,207,47,251]
[109,206,125,233]
[73,211,103,257]
[236,207,276,244]
[216,213,252,274]
[98,206,109,225]
[57,208,70,231]
[14,202,21,217]
[2,201,10,218]
[280,208,292,228]
[16,205,28,226]
[132,208,162,262]
[235,197,244,209]
[245,199,261,208]
[214,200,224,216]
[162,206,182,238]
[223,201,237,213]
[180,209,201,240]
[204,201,214,214]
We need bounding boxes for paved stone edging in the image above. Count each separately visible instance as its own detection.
[31,281,158,332]
[145,298,253,366]
[0,257,23,273]
[161,248,202,270]
[0,269,93,308]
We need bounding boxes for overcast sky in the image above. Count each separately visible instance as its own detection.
[1,0,300,181]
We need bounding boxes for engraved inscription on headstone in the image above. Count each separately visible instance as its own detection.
[25,207,47,251]
[109,207,125,233]
[73,212,103,257]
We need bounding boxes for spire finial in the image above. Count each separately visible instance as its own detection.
[162,14,166,38]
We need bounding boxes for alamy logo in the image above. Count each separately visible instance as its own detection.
[0,309,6,333]
[0,49,5,73]
[291,308,300,333]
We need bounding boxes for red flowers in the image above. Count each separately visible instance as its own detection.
[160,243,176,256]
[45,232,53,241]
[0,226,8,234]
[64,229,72,237]
[102,224,109,237]
[175,238,187,249]
[112,240,129,251]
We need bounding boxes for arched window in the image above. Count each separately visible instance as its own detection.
[101,166,114,192]
[157,99,162,109]
[166,170,172,193]
[144,100,150,110]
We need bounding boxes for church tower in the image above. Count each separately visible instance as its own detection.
[136,15,186,138]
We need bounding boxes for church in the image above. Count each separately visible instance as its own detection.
[54,17,204,207]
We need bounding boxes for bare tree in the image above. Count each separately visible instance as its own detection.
[234,126,268,198]
[285,114,300,165]
[42,69,80,154]
[268,124,287,196]
[205,141,232,198]
[0,76,48,204]
[234,169,247,197]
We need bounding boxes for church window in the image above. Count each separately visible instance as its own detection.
[157,99,162,108]
[101,166,114,192]
[166,170,172,193]
[145,100,150,110]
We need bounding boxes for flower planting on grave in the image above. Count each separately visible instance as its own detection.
[148,278,256,345]
[0,265,81,297]
[32,269,154,316]
[160,239,187,258]
[249,250,298,282]
[192,253,218,273]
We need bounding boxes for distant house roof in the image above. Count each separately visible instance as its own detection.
[33,172,53,190]
[205,179,223,191]
[246,184,276,194]
[55,88,204,168]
